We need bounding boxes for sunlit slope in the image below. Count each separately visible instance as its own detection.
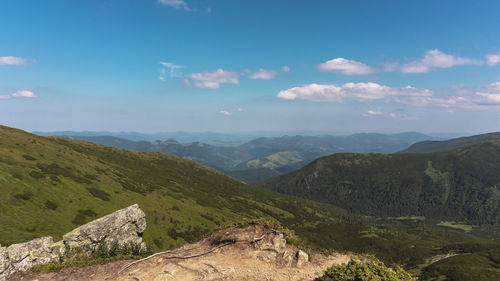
[399,132,500,153]
[0,125,346,251]
[261,141,500,226]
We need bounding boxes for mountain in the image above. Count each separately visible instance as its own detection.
[260,141,500,226]
[0,125,345,252]
[33,131,257,146]
[2,125,500,280]
[399,132,500,153]
[59,132,434,182]
[67,135,251,171]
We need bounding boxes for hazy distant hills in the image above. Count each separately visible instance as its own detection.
[43,132,434,182]
[399,132,500,153]
[261,140,500,226]
[67,135,251,171]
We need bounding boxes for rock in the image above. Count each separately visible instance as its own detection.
[63,204,146,252]
[0,204,147,281]
[177,262,216,276]
[257,250,277,262]
[283,250,293,267]
[296,250,309,267]
[272,234,286,253]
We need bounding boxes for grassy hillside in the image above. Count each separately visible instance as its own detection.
[68,135,251,171]
[399,132,500,153]
[3,125,500,280]
[0,125,341,251]
[66,132,432,183]
[261,141,500,227]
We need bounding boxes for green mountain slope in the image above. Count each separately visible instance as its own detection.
[2,125,500,280]
[399,132,500,153]
[261,141,500,226]
[66,132,433,183]
[0,125,342,250]
[67,135,252,171]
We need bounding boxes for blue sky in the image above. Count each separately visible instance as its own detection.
[1,0,500,133]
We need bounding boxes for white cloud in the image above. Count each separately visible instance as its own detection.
[400,49,482,73]
[159,61,183,81]
[317,58,375,75]
[12,90,36,98]
[238,108,245,112]
[277,82,423,102]
[1,90,36,100]
[0,56,26,66]
[158,0,191,11]
[218,110,230,116]
[474,82,500,105]
[486,54,500,66]
[248,66,289,80]
[278,80,500,111]
[185,69,239,89]
[250,69,279,80]
[366,110,383,115]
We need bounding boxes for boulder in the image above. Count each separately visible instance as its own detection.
[272,233,286,253]
[296,250,309,267]
[256,250,277,262]
[0,204,147,281]
[0,237,59,280]
[63,204,146,252]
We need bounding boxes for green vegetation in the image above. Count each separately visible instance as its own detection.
[261,142,500,226]
[399,132,500,153]
[2,125,500,280]
[315,259,417,281]
[68,132,431,182]
[31,240,148,274]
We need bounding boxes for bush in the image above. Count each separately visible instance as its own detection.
[315,259,416,281]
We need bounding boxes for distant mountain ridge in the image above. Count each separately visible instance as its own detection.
[52,132,434,182]
[261,140,500,226]
[398,132,500,153]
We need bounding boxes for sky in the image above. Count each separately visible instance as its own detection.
[1,0,500,134]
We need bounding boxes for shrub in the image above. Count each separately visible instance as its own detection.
[315,259,416,281]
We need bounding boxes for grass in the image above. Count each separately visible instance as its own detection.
[437,221,475,233]
[1,125,500,280]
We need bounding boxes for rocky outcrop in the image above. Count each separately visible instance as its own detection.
[63,204,146,252]
[0,204,146,281]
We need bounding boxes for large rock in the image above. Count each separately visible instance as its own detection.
[272,233,286,253]
[63,204,146,251]
[0,204,146,281]
[296,250,309,267]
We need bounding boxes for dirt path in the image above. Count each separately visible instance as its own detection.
[10,226,351,281]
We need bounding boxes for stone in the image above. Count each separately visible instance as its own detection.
[63,204,146,252]
[283,250,294,267]
[0,204,147,281]
[257,250,277,262]
[177,262,216,276]
[272,234,286,254]
[296,250,309,267]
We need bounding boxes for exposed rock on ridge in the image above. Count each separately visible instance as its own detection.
[0,204,146,281]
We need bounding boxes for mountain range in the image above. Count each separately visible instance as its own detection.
[39,132,435,182]
[2,125,500,280]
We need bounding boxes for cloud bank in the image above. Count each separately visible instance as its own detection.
[277,81,500,110]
